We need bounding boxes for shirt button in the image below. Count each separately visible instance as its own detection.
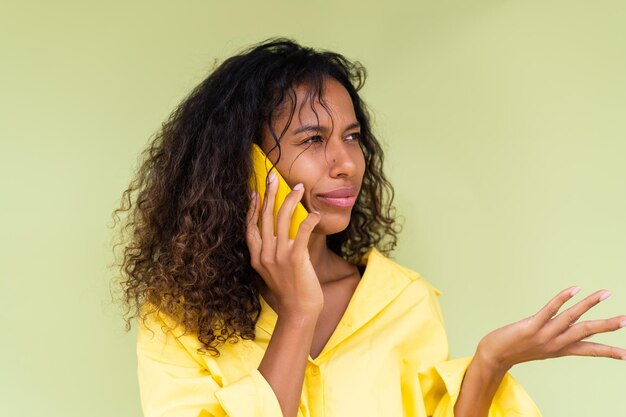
[311,367,319,376]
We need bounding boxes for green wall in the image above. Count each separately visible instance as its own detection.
[2,1,624,416]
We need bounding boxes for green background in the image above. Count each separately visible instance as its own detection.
[2,1,624,416]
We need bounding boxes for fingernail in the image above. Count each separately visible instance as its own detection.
[599,291,612,302]
[268,171,277,183]
[570,286,582,296]
[293,183,303,190]
[619,320,626,328]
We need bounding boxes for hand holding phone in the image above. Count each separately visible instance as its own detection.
[246,144,324,316]
[249,143,309,240]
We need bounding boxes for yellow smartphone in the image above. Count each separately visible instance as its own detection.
[250,143,309,239]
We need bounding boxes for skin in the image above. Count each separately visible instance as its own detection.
[246,77,366,417]
[455,287,626,417]
[245,76,626,417]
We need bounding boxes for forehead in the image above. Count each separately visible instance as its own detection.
[273,77,356,125]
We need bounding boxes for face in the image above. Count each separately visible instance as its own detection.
[260,77,366,235]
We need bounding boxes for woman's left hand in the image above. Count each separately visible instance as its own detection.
[476,286,626,374]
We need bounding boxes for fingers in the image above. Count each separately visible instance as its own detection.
[260,170,279,243]
[275,182,305,247]
[532,286,582,326]
[558,341,626,361]
[547,290,612,333]
[253,168,321,264]
[557,315,626,346]
[292,210,321,254]
[481,285,625,366]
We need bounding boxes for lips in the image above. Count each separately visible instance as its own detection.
[315,187,359,208]
[316,187,358,198]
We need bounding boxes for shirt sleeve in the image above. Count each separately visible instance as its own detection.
[136,306,284,417]
[419,356,543,417]
[402,279,542,417]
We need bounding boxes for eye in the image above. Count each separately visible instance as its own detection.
[346,132,362,141]
[301,135,324,145]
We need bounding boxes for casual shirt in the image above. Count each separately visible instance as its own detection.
[136,246,542,416]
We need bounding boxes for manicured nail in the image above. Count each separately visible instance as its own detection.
[570,286,582,296]
[599,291,612,302]
[619,320,626,328]
[268,171,277,182]
[293,183,303,190]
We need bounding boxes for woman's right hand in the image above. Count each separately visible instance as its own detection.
[246,170,324,318]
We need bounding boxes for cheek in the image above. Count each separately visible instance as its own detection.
[357,152,366,179]
[294,190,317,216]
[274,159,302,188]
[283,159,322,189]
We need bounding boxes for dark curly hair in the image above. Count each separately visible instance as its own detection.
[110,37,403,357]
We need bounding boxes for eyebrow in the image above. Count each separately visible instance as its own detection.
[291,121,361,135]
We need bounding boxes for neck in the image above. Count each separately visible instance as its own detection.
[306,232,342,285]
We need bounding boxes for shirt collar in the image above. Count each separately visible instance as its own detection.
[255,246,415,362]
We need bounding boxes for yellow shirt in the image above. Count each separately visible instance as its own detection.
[136,246,542,417]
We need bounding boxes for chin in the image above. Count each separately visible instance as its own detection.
[312,214,351,235]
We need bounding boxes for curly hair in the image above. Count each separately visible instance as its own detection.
[110,37,403,357]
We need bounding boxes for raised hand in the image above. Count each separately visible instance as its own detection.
[245,170,324,317]
[476,286,626,374]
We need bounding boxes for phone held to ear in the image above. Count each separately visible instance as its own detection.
[250,143,309,240]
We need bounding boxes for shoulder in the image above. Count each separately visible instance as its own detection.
[136,302,209,364]
[367,246,443,298]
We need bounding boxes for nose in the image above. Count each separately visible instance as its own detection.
[325,137,358,178]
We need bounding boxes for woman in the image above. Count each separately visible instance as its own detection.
[112,37,626,417]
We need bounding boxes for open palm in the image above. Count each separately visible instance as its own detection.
[477,287,626,373]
